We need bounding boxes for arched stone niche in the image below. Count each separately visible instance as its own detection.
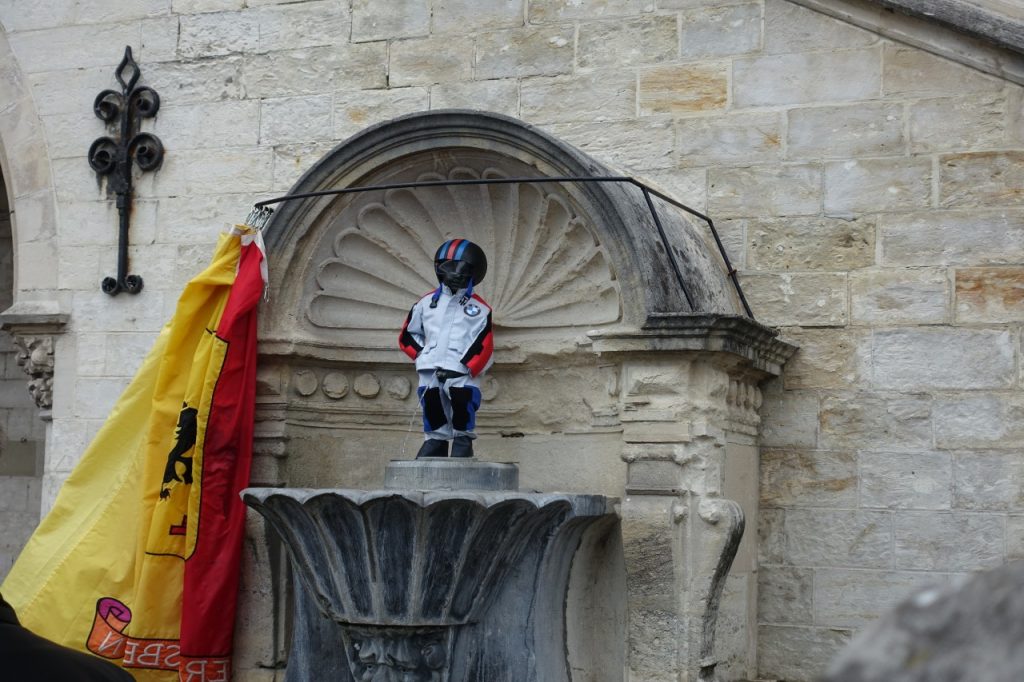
[244,110,797,682]
[255,110,756,492]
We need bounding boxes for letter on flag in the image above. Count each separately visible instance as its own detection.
[1,226,266,681]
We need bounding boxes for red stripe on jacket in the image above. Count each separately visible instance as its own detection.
[398,308,422,360]
[462,294,493,377]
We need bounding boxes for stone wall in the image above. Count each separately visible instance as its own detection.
[0,0,1021,680]
[0,178,44,581]
[0,476,41,579]
[730,7,1024,681]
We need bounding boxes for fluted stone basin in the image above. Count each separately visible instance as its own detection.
[243,466,617,681]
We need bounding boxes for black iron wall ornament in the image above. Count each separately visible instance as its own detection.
[88,45,164,296]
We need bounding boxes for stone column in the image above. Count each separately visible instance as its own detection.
[590,315,795,682]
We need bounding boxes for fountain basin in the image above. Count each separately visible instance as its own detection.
[243,483,617,681]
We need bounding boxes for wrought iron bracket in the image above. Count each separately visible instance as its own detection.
[88,45,164,296]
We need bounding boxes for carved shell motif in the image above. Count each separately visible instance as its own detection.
[307,168,621,331]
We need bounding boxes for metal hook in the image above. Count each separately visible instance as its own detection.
[244,206,260,228]
[256,206,272,231]
[243,205,274,230]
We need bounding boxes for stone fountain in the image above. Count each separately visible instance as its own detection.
[241,111,798,681]
[243,459,618,681]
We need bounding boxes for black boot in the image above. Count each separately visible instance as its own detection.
[450,435,474,458]
[416,439,449,459]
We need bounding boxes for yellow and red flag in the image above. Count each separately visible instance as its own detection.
[1,226,266,681]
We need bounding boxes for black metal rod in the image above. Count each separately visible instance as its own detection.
[253,175,753,320]
[115,95,132,291]
[252,175,634,207]
[116,194,130,285]
[703,216,753,319]
[632,180,753,318]
[628,180,711,221]
[640,185,694,311]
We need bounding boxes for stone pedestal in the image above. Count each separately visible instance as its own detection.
[244,468,617,682]
[384,459,519,491]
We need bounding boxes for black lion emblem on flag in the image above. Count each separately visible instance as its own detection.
[159,403,198,500]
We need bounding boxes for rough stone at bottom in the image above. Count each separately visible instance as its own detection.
[824,560,1024,682]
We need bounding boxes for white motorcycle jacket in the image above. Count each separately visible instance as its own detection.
[399,287,494,377]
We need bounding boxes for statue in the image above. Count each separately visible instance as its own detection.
[399,239,494,459]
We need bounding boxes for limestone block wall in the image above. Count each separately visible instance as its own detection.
[0,0,1021,679]
[0,475,41,579]
[724,8,1024,682]
[0,183,44,581]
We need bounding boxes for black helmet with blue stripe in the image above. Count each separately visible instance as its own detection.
[434,238,488,290]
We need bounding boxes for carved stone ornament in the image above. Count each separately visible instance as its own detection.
[14,335,56,410]
[0,301,69,413]
[695,497,745,682]
[342,625,448,682]
[307,167,621,333]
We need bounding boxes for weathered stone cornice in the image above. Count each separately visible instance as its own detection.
[790,0,1024,85]
[870,0,1024,54]
[0,300,69,334]
[587,314,798,378]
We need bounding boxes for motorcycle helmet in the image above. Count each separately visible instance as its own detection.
[434,238,487,291]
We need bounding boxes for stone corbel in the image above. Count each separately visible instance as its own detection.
[0,300,69,415]
[693,496,746,682]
